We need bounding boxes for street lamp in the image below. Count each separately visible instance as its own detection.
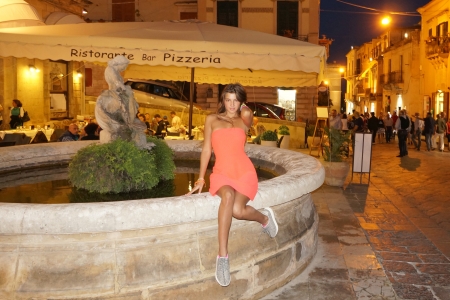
[381,16,391,26]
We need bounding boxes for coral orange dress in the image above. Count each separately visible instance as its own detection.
[209,127,258,200]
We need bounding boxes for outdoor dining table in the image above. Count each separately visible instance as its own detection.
[0,128,54,143]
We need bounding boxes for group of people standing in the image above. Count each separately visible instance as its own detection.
[330,109,450,157]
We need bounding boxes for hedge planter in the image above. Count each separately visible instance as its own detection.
[261,140,277,147]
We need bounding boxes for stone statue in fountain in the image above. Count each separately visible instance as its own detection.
[95,55,154,150]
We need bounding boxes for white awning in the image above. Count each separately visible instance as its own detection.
[0,0,44,28]
[0,21,326,87]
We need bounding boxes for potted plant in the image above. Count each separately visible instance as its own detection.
[321,127,352,187]
[260,130,278,147]
[277,125,290,149]
[306,124,321,149]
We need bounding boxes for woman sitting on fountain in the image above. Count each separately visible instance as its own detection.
[187,83,278,287]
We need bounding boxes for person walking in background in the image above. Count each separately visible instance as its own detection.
[424,112,435,151]
[377,112,385,143]
[384,113,393,143]
[436,112,446,152]
[405,110,414,146]
[367,112,378,144]
[412,113,424,151]
[352,111,364,134]
[395,109,410,157]
[187,83,278,287]
[329,109,342,130]
[9,99,24,129]
[391,111,398,141]
[0,103,3,127]
[341,113,348,132]
[446,117,450,151]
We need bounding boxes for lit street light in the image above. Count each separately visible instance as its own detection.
[381,16,391,26]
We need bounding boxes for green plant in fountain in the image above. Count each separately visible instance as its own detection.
[322,127,351,162]
[278,125,290,135]
[147,136,176,180]
[261,130,278,141]
[69,138,175,193]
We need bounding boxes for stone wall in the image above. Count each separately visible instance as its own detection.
[0,141,324,299]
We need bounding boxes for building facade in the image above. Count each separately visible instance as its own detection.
[345,26,421,117]
[418,0,450,117]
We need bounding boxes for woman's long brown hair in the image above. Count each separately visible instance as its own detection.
[216,83,247,124]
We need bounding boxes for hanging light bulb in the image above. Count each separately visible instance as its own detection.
[77,71,82,78]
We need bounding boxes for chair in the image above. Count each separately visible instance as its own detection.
[0,141,16,147]
[166,131,180,137]
[3,133,26,145]
[49,129,66,142]
[31,131,49,143]
[22,136,32,144]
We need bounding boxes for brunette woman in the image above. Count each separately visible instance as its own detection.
[187,83,278,286]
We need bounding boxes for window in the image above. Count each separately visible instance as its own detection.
[356,59,361,75]
[429,28,432,37]
[277,1,298,38]
[112,0,135,22]
[217,1,238,27]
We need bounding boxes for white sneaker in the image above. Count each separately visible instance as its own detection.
[262,207,279,238]
[215,255,231,287]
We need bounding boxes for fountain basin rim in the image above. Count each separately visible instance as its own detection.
[0,140,324,234]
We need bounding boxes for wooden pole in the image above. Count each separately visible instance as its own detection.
[188,67,195,138]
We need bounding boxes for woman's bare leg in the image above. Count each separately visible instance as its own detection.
[232,191,268,225]
[216,187,269,257]
[217,186,236,257]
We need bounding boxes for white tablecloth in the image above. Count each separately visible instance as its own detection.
[0,129,54,143]
[164,136,186,140]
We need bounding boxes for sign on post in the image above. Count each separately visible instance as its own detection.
[352,132,373,183]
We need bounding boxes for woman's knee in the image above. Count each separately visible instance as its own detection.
[232,205,244,219]
[220,189,235,206]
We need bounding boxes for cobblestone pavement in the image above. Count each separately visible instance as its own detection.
[262,141,450,300]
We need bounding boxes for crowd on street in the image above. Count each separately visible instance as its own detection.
[328,109,450,157]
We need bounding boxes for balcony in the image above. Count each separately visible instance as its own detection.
[426,36,450,58]
[380,71,403,84]
[356,86,365,94]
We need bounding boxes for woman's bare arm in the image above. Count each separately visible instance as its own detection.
[240,105,253,129]
[187,114,214,194]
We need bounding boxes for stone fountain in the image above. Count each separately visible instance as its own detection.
[0,56,324,299]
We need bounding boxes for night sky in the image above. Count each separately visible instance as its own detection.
[320,0,431,64]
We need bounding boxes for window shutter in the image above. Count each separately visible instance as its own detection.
[112,0,135,22]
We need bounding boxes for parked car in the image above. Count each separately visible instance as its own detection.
[125,79,200,110]
[245,102,285,120]
[259,103,286,120]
